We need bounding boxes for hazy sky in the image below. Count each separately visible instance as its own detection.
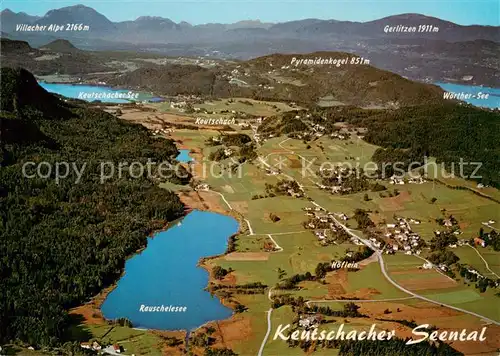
[2,0,499,26]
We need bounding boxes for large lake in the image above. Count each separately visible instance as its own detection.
[101,210,239,330]
[435,82,500,109]
[39,82,159,103]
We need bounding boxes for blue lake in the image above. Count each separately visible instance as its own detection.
[39,82,158,103]
[435,82,500,109]
[176,149,193,163]
[101,210,238,330]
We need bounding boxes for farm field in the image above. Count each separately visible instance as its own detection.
[217,232,354,287]
[156,97,297,120]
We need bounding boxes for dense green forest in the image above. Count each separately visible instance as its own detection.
[0,68,190,346]
[352,104,500,187]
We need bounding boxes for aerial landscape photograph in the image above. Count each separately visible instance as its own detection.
[0,0,499,355]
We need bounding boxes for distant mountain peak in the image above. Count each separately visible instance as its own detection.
[38,4,115,30]
[136,16,171,21]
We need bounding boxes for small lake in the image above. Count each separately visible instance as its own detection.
[176,149,193,163]
[39,82,161,103]
[101,210,238,330]
[435,82,500,109]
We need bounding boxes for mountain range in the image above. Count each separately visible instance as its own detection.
[1,5,498,43]
[1,5,499,86]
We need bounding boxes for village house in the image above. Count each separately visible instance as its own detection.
[81,341,102,351]
[263,241,275,252]
[113,344,123,353]
[467,268,484,278]
[474,237,487,247]
[389,175,405,185]
[438,264,448,271]
[422,262,433,269]
[338,213,348,221]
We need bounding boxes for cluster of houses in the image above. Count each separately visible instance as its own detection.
[422,261,451,272]
[80,341,124,354]
[220,67,253,88]
[151,127,174,136]
[463,267,488,280]
[170,100,188,111]
[282,181,305,198]
[265,168,280,176]
[315,166,357,195]
[298,314,322,329]
[389,175,426,185]
[258,83,275,90]
[168,95,203,112]
[208,136,222,144]
[254,131,277,144]
[195,183,210,191]
[383,217,424,255]
[303,207,349,243]
[330,132,348,140]
[315,180,353,195]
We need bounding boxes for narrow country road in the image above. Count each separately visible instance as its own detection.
[467,244,500,279]
[209,190,233,210]
[258,287,276,356]
[258,309,273,356]
[267,234,283,251]
[245,219,255,235]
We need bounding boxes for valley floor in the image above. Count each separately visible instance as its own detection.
[66,98,500,356]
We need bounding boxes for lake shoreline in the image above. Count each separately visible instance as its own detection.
[68,104,244,352]
[73,199,242,337]
[100,208,240,331]
[38,80,164,103]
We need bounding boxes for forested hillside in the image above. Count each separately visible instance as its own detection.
[0,68,189,346]
[353,104,500,187]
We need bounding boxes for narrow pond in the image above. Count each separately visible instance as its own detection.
[176,149,193,163]
[101,210,239,330]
